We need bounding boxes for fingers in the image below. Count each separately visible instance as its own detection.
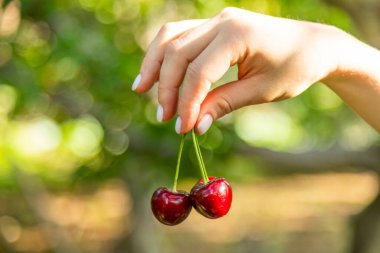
[176,33,236,133]
[132,19,207,93]
[158,18,219,121]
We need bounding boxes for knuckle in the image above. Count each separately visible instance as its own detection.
[215,95,233,117]
[218,20,237,38]
[281,91,294,100]
[217,8,247,35]
[158,86,177,101]
[253,82,285,103]
[261,90,293,103]
[158,85,177,95]
[255,89,275,103]
[178,96,200,115]
[260,93,276,103]
[186,61,203,81]
[142,53,160,69]
[269,85,296,102]
[166,41,181,56]
[158,22,173,39]
[222,18,245,34]
[218,7,238,20]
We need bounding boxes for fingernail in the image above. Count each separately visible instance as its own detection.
[197,114,213,135]
[156,104,163,122]
[131,73,141,91]
[175,117,182,134]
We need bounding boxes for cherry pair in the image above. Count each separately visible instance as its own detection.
[151,176,232,225]
[151,130,232,226]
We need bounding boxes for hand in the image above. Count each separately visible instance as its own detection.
[132,7,380,134]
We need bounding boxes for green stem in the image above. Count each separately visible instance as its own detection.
[191,129,208,183]
[194,131,209,179]
[173,134,186,192]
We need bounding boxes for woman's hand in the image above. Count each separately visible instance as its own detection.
[132,7,380,134]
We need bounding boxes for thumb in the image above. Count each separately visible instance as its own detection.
[196,77,266,135]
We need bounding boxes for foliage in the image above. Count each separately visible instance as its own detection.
[1,0,376,187]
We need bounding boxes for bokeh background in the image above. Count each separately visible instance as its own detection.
[0,0,379,252]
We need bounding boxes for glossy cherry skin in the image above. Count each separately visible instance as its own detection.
[151,187,192,226]
[190,177,232,219]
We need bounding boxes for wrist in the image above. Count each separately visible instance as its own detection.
[322,27,380,86]
[319,27,380,132]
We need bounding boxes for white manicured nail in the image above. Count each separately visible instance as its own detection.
[131,73,141,91]
[175,117,182,134]
[197,114,213,135]
[156,104,163,122]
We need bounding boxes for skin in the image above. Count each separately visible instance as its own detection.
[133,7,380,134]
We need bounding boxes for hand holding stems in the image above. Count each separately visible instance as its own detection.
[132,7,380,134]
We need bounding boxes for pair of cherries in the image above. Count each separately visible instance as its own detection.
[151,130,233,226]
[151,176,232,225]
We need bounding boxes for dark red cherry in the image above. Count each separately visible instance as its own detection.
[151,187,192,226]
[190,177,232,219]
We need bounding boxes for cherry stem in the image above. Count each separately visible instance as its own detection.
[191,129,209,183]
[194,130,208,180]
[173,134,186,192]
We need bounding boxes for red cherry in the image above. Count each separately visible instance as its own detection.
[190,177,232,219]
[151,187,192,225]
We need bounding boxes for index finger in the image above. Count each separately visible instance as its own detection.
[176,33,235,133]
[132,19,207,93]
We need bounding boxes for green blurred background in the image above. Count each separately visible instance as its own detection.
[0,0,379,252]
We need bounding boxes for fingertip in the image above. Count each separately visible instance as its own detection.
[131,73,151,93]
[175,115,196,134]
[156,104,164,122]
[162,107,176,122]
[196,113,213,135]
[175,117,182,134]
[157,86,179,122]
[176,102,200,134]
[131,73,141,91]
[134,58,162,93]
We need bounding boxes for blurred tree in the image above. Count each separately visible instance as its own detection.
[324,0,380,48]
